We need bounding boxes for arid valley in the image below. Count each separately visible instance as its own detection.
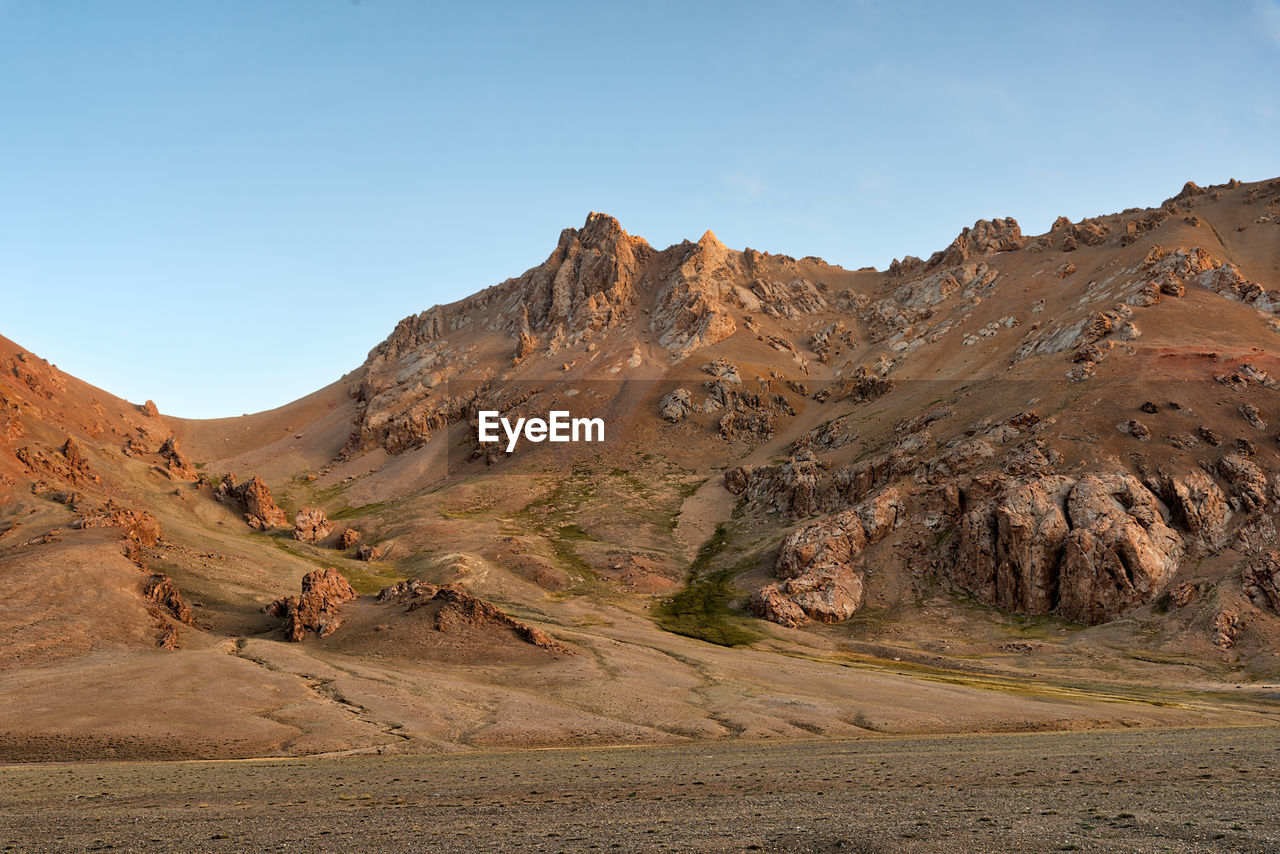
[4,175,1280,849]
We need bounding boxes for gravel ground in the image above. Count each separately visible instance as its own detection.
[1,726,1277,853]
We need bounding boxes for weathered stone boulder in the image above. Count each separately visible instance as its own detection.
[292,507,333,544]
[955,476,1074,615]
[216,474,288,530]
[1218,453,1268,512]
[1242,551,1280,613]
[1055,474,1183,625]
[1153,470,1231,545]
[658,388,693,423]
[268,568,358,641]
[143,574,192,624]
[953,473,1184,625]
[338,528,362,550]
[158,436,197,480]
[748,584,810,628]
[751,488,902,627]
[1212,610,1242,649]
[241,476,287,529]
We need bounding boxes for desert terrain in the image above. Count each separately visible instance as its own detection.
[3,727,1278,852]
[3,177,1280,847]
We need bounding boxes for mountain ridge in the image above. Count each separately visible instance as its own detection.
[2,175,1280,761]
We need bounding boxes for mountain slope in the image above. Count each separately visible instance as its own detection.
[3,177,1280,761]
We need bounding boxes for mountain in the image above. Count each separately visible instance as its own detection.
[3,177,1280,761]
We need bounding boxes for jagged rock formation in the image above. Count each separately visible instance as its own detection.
[1151,471,1232,546]
[158,436,196,480]
[750,487,902,627]
[268,568,358,641]
[954,472,1184,625]
[1241,552,1280,613]
[377,581,572,654]
[292,507,333,544]
[143,574,193,625]
[72,503,162,547]
[338,528,362,549]
[658,388,693,423]
[215,474,288,530]
[930,217,1024,267]
[649,231,739,357]
[346,213,831,456]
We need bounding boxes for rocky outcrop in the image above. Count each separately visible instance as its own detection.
[378,582,572,654]
[712,385,796,444]
[376,578,437,602]
[356,543,387,562]
[268,568,358,641]
[1151,471,1231,546]
[143,574,193,625]
[0,393,24,446]
[72,504,162,547]
[60,438,94,482]
[954,473,1183,625]
[338,528,362,550]
[809,321,855,362]
[216,474,288,530]
[513,304,536,366]
[931,218,1024,267]
[520,212,647,339]
[658,388,693,423]
[292,507,333,544]
[1057,474,1184,625]
[649,231,738,358]
[726,452,827,517]
[727,448,913,520]
[1132,247,1213,305]
[892,261,998,310]
[158,436,197,480]
[1051,215,1110,249]
[1212,610,1242,649]
[16,441,100,485]
[750,488,902,627]
[1241,551,1280,613]
[1196,260,1280,312]
[1217,454,1268,512]
[1169,582,1198,608]
[955,476,1074,615]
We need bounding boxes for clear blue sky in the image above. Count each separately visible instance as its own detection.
[3,1,1278,418]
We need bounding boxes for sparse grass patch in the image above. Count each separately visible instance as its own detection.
[267,537,401,595]
[329,500,393,521]
[656,526,761,647]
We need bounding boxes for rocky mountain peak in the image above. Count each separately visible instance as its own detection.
[568,211,641,250]
[697,229,725,249]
